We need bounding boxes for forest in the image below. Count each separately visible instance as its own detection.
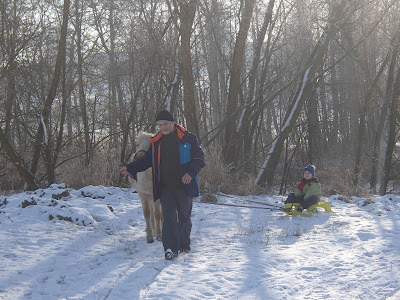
[1,0,400,197]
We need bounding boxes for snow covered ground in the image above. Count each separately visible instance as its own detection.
[1,184,399,300]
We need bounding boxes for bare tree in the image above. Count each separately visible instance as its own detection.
[75,0,91,166]
[176,0,200,137]
[30,0,71,185]
[353,44,392,186]
[256,0,348,188]
[237,0,276,166]
[370,26,400,191]
[379,55,400,195]
[2,0,400,193]
[224,0,256,166]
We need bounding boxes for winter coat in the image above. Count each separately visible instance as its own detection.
[295,178,322,201]
[126,124,205,201]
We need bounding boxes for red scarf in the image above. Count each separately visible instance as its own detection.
[297,177,318,191]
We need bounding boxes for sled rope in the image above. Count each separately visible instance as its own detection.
[119,173,135,192]
[240,198,284,209]
[215,192,285,210]
[194,199,284,211]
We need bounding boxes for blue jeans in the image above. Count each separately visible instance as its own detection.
[160,188,192,254]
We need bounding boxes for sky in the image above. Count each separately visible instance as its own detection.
[1,184,399,299]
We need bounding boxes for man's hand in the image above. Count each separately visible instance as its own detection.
[120,166,129,176]
[182,173,192,184]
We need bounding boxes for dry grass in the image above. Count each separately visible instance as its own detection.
[199,147,230,193]
[317,164,372,198]
[199,146,265,196]
[58,148,118,188]
[0,161,23,191]
[1,142,398,199]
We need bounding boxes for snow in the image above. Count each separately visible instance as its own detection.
[256,141,275,184]
[1,184,400,299]
[40,112,48,145]
[237,107,246,132]
[281,67,311,133]
[166,71,179,111]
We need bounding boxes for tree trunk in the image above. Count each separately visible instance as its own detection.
[328,51,340,148]
[379,63,400,195]
[178,0,200,137]
[353,52,391,185]
[318,72,330,151]
[370,28,400,191]
[75,0,91,166]
[108,0,119,151]
[166,68,181,115]
[239,0,275,166]
[201,0,224,143]
[224,0,255,166]
[256,1,346,187]
[306,82,321,162]
[30,0,71,184]
[5,49,15,137]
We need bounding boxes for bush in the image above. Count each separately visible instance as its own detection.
[199,146,265,196]
[198,146,229,194]
[58,146,118,188]
[317,162,371,198]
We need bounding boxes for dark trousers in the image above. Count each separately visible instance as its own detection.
[160,188,192,254]
[285,193,318,209]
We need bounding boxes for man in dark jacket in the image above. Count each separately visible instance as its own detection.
[120,110,205,260]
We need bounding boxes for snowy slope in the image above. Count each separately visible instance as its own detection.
[0,184,399,299]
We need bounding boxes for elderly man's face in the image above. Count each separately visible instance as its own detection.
[158,121,175,135]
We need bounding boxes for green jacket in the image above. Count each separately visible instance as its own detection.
[295,179,322,201]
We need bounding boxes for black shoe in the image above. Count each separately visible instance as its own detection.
[179,247,190,253]
[165,249,176,260]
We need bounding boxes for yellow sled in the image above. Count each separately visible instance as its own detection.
[284,200,334,217]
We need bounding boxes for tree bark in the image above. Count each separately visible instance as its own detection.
[224,0,255,166]
[178,0,200,137]
[328,51,340,148]
[306,81,321,162]
[75,0,91,166]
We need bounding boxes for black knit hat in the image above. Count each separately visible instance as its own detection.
[156,110,174,123]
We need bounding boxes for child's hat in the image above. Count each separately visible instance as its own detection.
[303,164,316,176]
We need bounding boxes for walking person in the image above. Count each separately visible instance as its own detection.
[120,110,205,260]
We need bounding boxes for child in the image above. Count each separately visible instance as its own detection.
[285,164,322,213]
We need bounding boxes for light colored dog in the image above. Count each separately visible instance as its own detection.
[131,132,163,243]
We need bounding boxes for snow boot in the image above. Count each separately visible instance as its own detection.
[165,249,178,260]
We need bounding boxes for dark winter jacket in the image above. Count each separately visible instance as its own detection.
[126,124,205,200]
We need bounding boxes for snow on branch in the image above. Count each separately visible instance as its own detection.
[256,66,311,184]
[166,71,179,112]
[41,112,48,145]
[281,66,311,133]
[237,107,246,132]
